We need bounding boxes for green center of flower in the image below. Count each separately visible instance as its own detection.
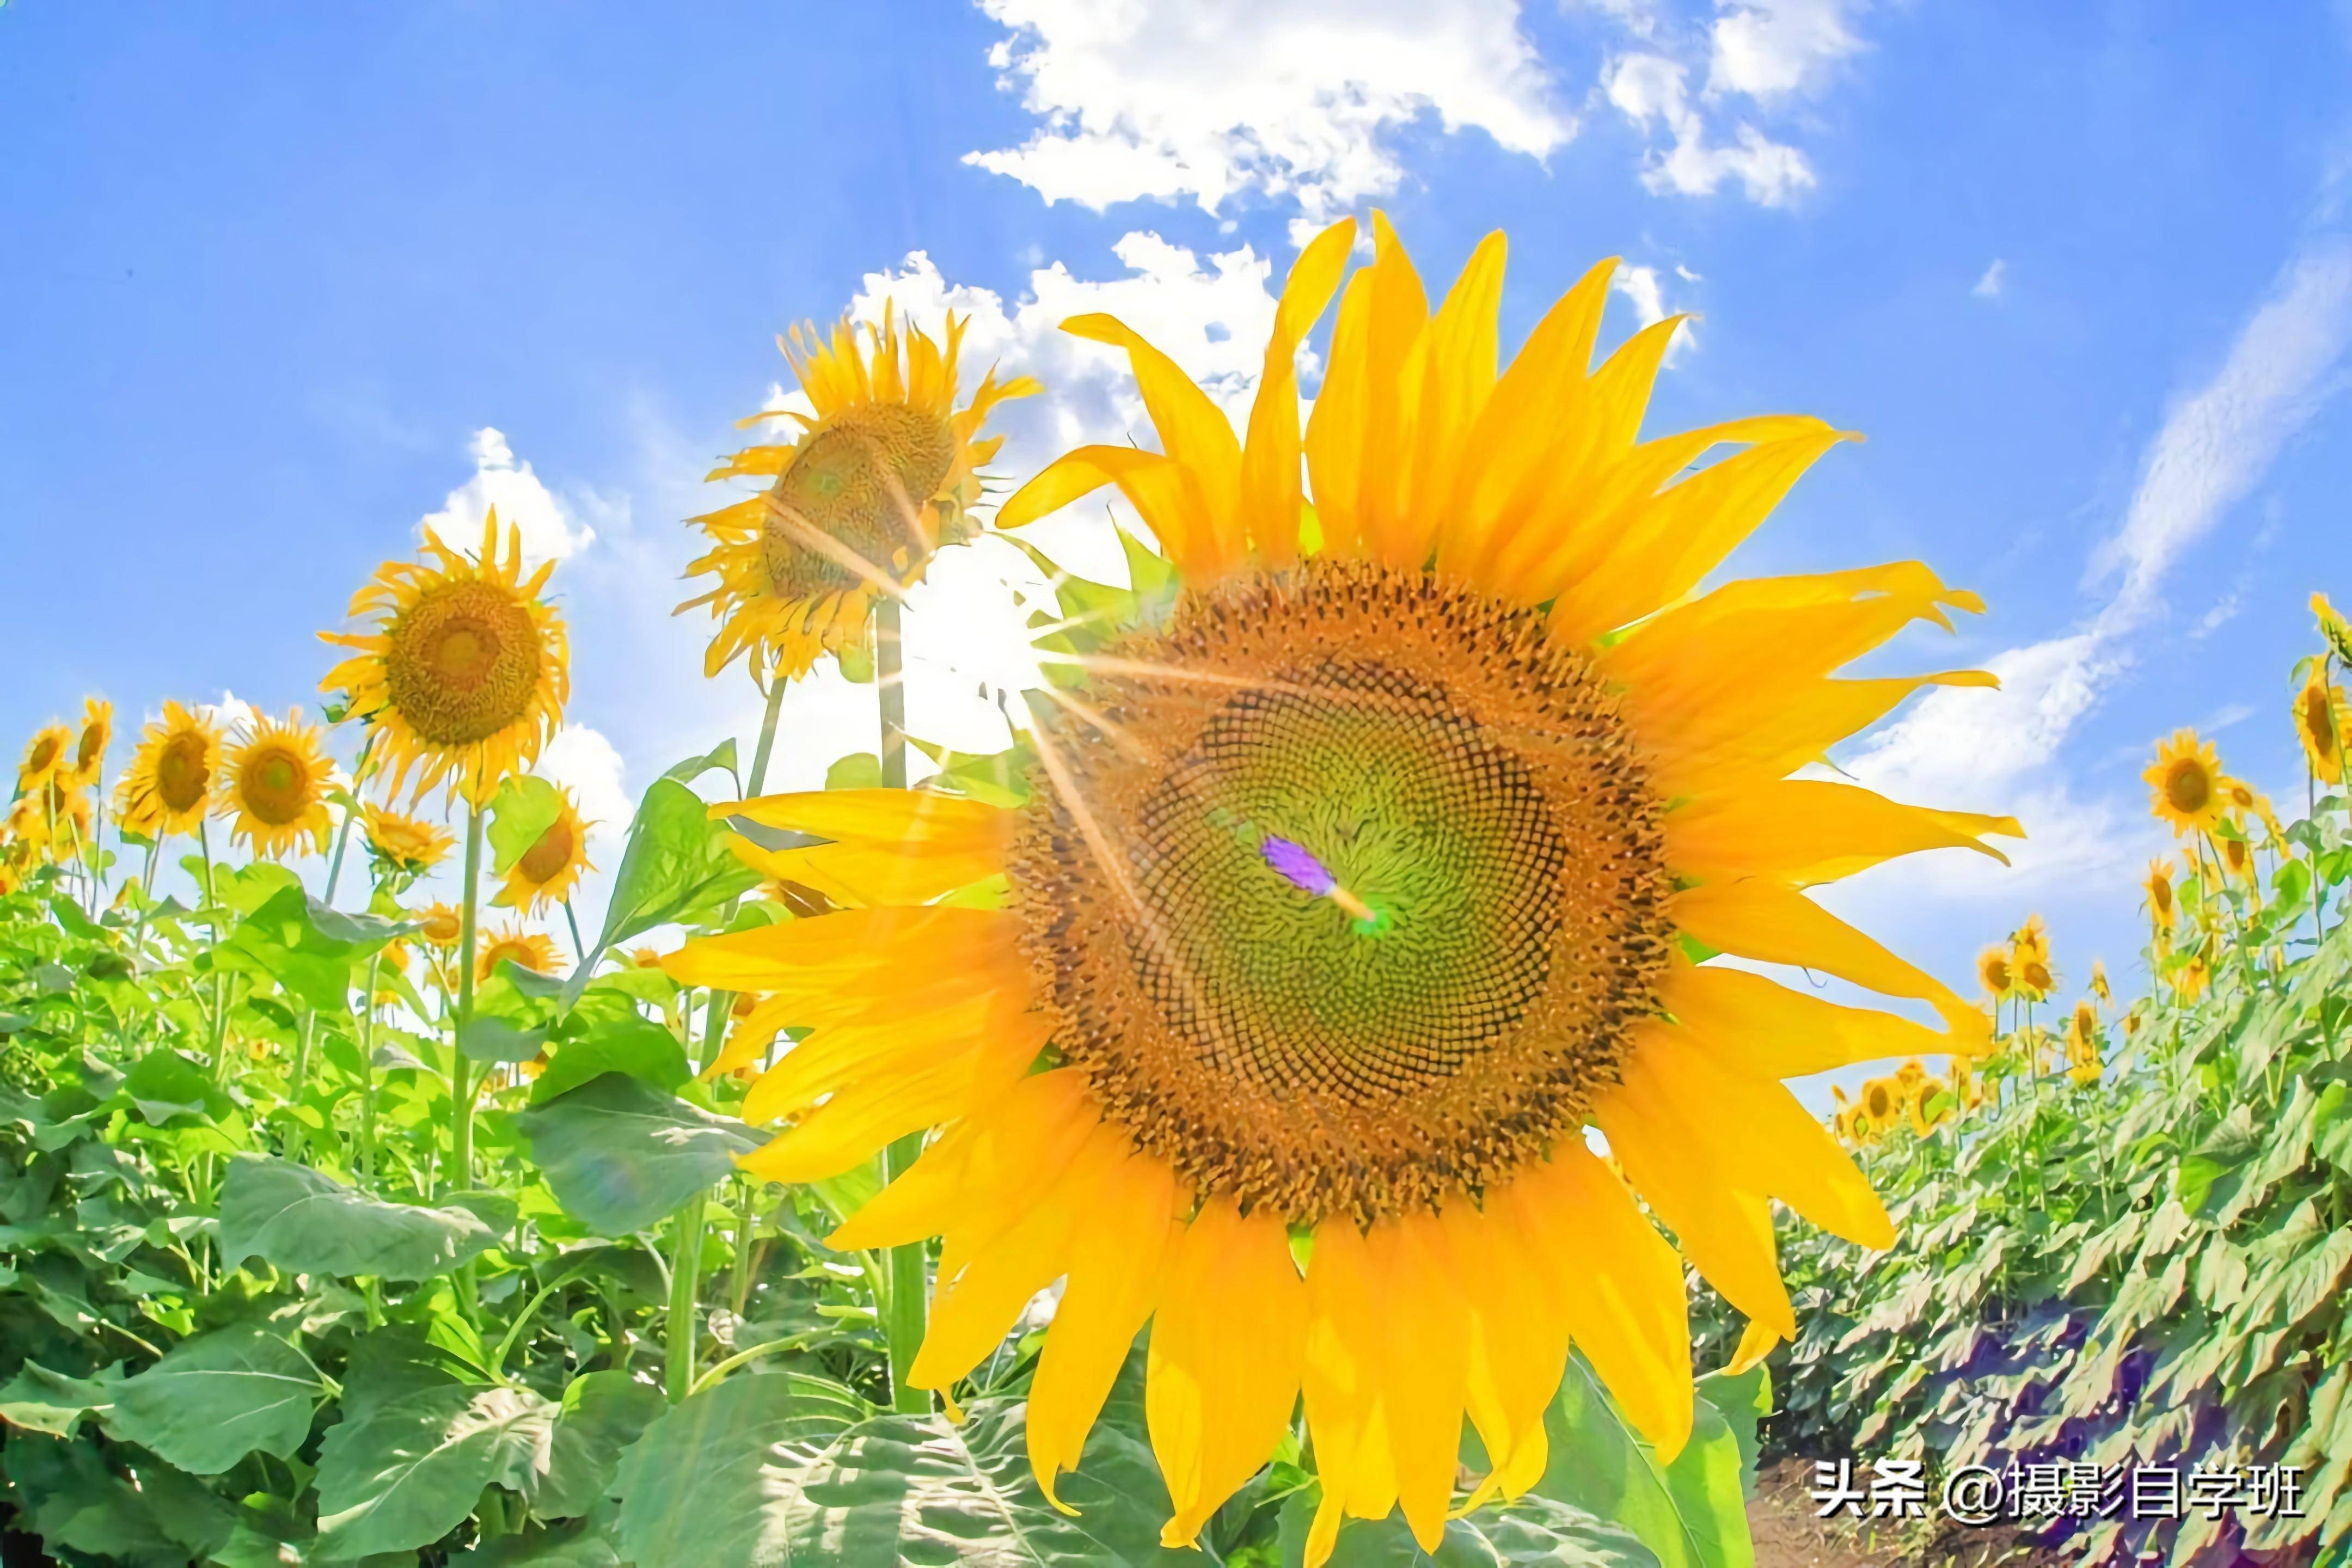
[241,746,310,826]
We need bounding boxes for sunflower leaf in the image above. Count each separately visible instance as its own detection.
[105,1321,324,1474]
[514,1072,758,1236]
[216,1154,501,1281]
[1276,1490,1655,1566]
[582,779,762,988]
[1531,1353,1754,1568]
[489,775,566,877]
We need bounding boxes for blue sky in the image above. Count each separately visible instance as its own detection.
[8,2,2352,1099]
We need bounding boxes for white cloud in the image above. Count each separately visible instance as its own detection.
[1706,0,1866,101]
[966,0,1573,216]
[1839,236,2352,892]
[1972,259,2007,299]
[1610,262,1698,364]
[1604,53,1815,206]
[419,427,597,571]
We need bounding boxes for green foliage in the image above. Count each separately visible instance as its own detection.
[217,1154,502,1279]
[515,1073,759,1236]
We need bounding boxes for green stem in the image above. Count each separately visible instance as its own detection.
[321,731,377,906]
[359,955,382,1185]
[747,674,788,797]
[665,1190,708,1404]
[199,822,232,1083]
[690,1333,800,1398]
[871,597,930,1414]
[451,803,486,1195]
[563,899,588,965]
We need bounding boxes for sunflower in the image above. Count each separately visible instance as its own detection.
[1947,1054,1981,1111]
[476,920,564,985]
[2171,949,2212,1002]
[113,702,223,841]
[363,804,456,878]
[2122,1002,2145,1038]
[678,306,1040,682]
[2068,999,2097,1054]
[1976,945,2013,999]
[1904,1082,1950,1137]
[2144,858,2177,938]
[2143,729,2227,837]
[2010,935,2053,1003]
[220,709,335,860]
[68,699,113,787]
[2221,779,2284,846]
[1859,1076,1903,1129]
[320,510,569,808]
[416,901,464,950]
[493,787,594,914]
[20,779,94,862]
[667,220,2016,1556]
[18,725,72,794]
[2318,593,2352,666]
[2294,675,2347,784]
[2090,959,2110,1006]
[2216,831,2258,889]
[629,945,669,970]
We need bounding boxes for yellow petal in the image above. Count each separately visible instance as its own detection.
[1665,779,2023,886]
[1646,669,1999,803]
[1370,1211,1471,1550]
[1674,879,1980,1036]
[663,906,1019,995]
[1307,211,1426,564]
[1241,219,1356,567]
[1148,1200,1308,1547]
[1300,1216,1382,1566]
[1725,1320,1779,1376]
[1441,1199,1568,1496]
[1662,960,1970,1076]
[829,1070,1097,1251]
[738,1022,1044,1183]
[1381,230,1505,571]
[1061,313,1243,574]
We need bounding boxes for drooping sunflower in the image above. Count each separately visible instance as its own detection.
[113,702,223,841]
[667,218,2016,1559]
[476,920,564,985]
[2144,729,2227,837]
[2090,959,2110,1006]
[18,725,72,794]
[2144,858,2177,938]
[320,510,569,808]
[220,710,336,860]
[493,787,594,913]
[363,804,456,878]
[2294,674,2347,784]
[678,307,1041,682]
[1976,945,2014,999]
[69,699,113,788]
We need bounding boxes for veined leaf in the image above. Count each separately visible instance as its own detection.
[1533,1353,1753,1568]
[217,1155,500,1281]
[1277,1490,1654,1567]
[514,1072,758,1235]
[106,1321,323,1474]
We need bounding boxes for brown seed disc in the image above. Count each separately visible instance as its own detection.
[759,403,956,601]
[385,579,544,745]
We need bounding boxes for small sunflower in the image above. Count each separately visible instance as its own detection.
[1947,1054,1980,1111]
[668,219,2016,1557]
[2216,831,2258,889]
[476,920,565,985]
[1976,945,2014,999]
[221,709,336,860]
[2090,959,2110,1006]
[1860,1077,1902,1128]
[493,787,595,914]
[2221,779,2284,846]
[20,780,94,862]
[2171,948,2212,1002]
[18,725,72,794]
[69,699,113,787]
[2010,913,2049,969]
[2294,675,2347,785]
[1904,1082,1950,1136]
[2143,859,2177,936]
[629,945,670,970]
[2008,926,2054,1002]
[2067,999,2098,1054]
[321,510,569,807]
[113,702,223,841]
[2143,729,2227,837]
[363,804,456,878]
[2317,592,2352,667]
[416,901,465,950]
[679,306,1039,681]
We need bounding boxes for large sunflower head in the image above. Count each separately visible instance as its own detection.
[2294,675,2347,784]
[222,709,336,861]
[493,787,595,914]
[2143,729,2227,837]
[320,510,569,808]
[476,920,565,985]
[18,725,72,794]
[667,217,2017,1560]
[113,701,224,841]
[69,699,113,787]
[362,803,456,879]
[678,307,1040,682]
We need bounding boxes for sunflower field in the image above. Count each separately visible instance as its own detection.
[2,217,2348,1568]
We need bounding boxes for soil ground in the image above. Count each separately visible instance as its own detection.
[1753,1459,2064,1568]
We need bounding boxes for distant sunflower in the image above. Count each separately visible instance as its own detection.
[1976,945,2013,999]
[18,725,71,794]
[629,945,669,970]
[220,710,335,860]
[2318,593,2352,666]
[679,306,1039,682]
[1947,1054,1981,1111]
[363,804,456,878]
[2144,730,2227,837]
[20,780,93,861]
[2090,959,2110,1006]
[493,787,594,914]
[113,702,223,841]
[416,902,464,949]
[2221,779,2283,846]
[2171,948,2212,1002]
[2294,675,2347,785]
[68,699,112,787]
[2216,832,2257,889]
[2068,999,2098,1055]
[667,218,2017,1557]
[320,510,569,808]
[476,920,564,985]
[1860,1077,1902,1128]
[2144,859,2177,936]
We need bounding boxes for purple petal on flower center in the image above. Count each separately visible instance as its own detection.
[1259,835,1337,897]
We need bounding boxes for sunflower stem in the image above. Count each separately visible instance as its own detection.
[747,675,787,798]
[451,802,486,1197]
[359,954,381,1185]
[664,1189,707,1404]
[199,820,232,1085]
[869,596,931,1414]
[321,729,378,908]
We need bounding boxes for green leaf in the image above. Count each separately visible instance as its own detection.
[1532,1354,1753,1568]
[121,1046,220,1125]
[1695,1363,1770,1493]
[836,640,875,683]
[450,1520,624,1567]
[2314,1081,2352,1178]
[824,751,883,791]
[666,737,742,788]
[315,1377,565,1558]
[1277,1490,1656,1567]
[535,1369,667,1521]
[533,1012,693,1104]
[0,1358,121,1436]
[215,885,399,1011]
[491,774,568,876]
[1,1432,186,1568]
[514,1073,759,1235]
[107,1322,324,1474]
[461,1013,553,1064]
[217,1154,501,1280]
[587,778,762,963]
